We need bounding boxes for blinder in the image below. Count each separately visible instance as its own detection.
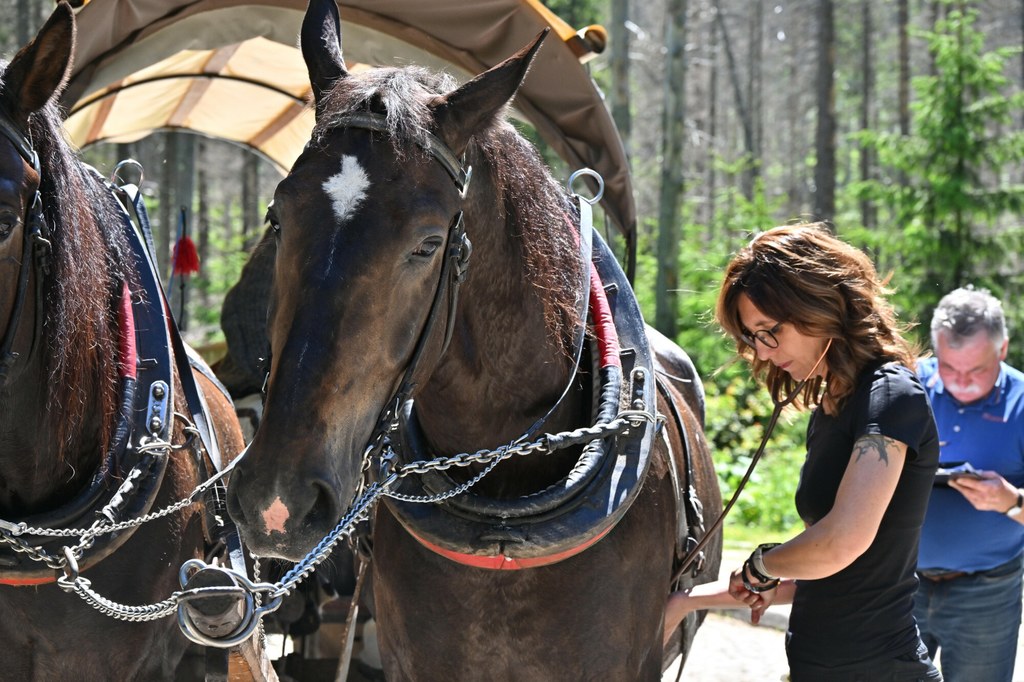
[0,109,51,387]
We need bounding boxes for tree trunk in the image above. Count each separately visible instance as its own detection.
[170,134,196,331]
[705,16,719,234]
[859,0,876,229]
[813,0,836,222]
[743,0,764,199]
[898,0,910,137]
[197,139,210,309]
[714,4,755,200]
[785,5,801,219]
[242,150,261,249]
[655,0,688,337]
[16,0,30,46]
[159,133,177,280]
[610,0,632,157]
[928,1,947,76]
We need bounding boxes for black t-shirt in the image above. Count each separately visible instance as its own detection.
[789,361,939,668]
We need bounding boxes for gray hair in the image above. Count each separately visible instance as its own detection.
[930,285,1007,350]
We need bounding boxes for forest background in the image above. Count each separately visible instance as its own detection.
[2,0,1023,539]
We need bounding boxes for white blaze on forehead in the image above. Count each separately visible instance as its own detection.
[322,155,370,223]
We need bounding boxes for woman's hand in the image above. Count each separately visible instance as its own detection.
[728,565,776,622]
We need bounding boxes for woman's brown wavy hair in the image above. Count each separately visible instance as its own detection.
[715,223,919,416]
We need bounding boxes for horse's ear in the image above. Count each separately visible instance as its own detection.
[0,2,76,126]
[301,0,348,113]
[431,29,548,155]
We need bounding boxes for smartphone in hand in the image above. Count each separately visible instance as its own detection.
[934,461,984,486]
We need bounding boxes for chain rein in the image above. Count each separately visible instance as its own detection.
[205,404,661,648]
[1,399,655,627]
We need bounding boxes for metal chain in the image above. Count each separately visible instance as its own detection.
[384,456,503,503]
[58,576,180,622]
[0,415,241,575]
[270,407,658,599]
[390,410,652,477]
[21,406,657,630]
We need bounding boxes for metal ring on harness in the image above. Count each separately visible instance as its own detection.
[176,560,279,648]
[111,158,144,187]
[567,167,605,205]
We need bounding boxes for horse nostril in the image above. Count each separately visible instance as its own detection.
[306,478,341,528]
[225,474,249,527]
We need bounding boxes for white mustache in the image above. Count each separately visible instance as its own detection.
[946,382,982,396]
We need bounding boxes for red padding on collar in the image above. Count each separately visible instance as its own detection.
[117,281,137,380]
[0,575,55,586]
[408,524,613,570]
[589,264,620,369]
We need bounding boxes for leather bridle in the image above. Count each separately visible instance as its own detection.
[0,110,50,387]
[303,112,474,461]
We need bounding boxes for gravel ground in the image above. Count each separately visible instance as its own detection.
[664,612,789,682]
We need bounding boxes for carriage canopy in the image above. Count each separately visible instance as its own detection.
[59,0,636,255]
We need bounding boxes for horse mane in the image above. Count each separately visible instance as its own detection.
[22,92,133,455]
[315,67,584,356]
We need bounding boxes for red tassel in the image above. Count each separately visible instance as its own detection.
[172,235,200,275]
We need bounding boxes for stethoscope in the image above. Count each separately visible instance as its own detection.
[674,337,833,581]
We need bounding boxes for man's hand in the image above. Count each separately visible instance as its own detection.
[949,471,1018,513]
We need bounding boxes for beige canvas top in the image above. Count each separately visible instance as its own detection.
[60,0,635,253]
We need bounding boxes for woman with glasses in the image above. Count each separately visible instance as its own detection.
[665,223,942,681]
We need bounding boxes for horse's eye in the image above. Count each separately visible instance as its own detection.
[0,213,17,240]
[412,237,444,258]
[264,205,280,235]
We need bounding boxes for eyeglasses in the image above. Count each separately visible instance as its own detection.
[739,322,782,349]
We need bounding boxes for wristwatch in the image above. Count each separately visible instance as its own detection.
[1006,489,1024,518]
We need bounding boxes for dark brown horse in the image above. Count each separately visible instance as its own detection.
[0,5,245,680]
[226,0,721,678]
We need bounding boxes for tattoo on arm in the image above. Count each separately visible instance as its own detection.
[853,435,896,466]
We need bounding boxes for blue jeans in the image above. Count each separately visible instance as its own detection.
[913,553,1024,682]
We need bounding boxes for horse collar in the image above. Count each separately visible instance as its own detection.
[380,228,658,570]
[0,183,178,585]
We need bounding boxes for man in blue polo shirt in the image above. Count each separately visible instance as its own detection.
[916,286,1024,682]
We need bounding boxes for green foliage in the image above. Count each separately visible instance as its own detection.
[543,0,603,27]
[189,203,263,343]
[706,373,808,534]
[641,178,807,535]
[855,3,1024,363]
[673,177,783,376]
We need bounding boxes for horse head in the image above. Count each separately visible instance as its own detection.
[0,2,74,390]
[226,0,553,560]
[0,3,134,509]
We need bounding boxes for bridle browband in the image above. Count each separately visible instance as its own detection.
[330,112,472,196]
[0,109,50,387]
